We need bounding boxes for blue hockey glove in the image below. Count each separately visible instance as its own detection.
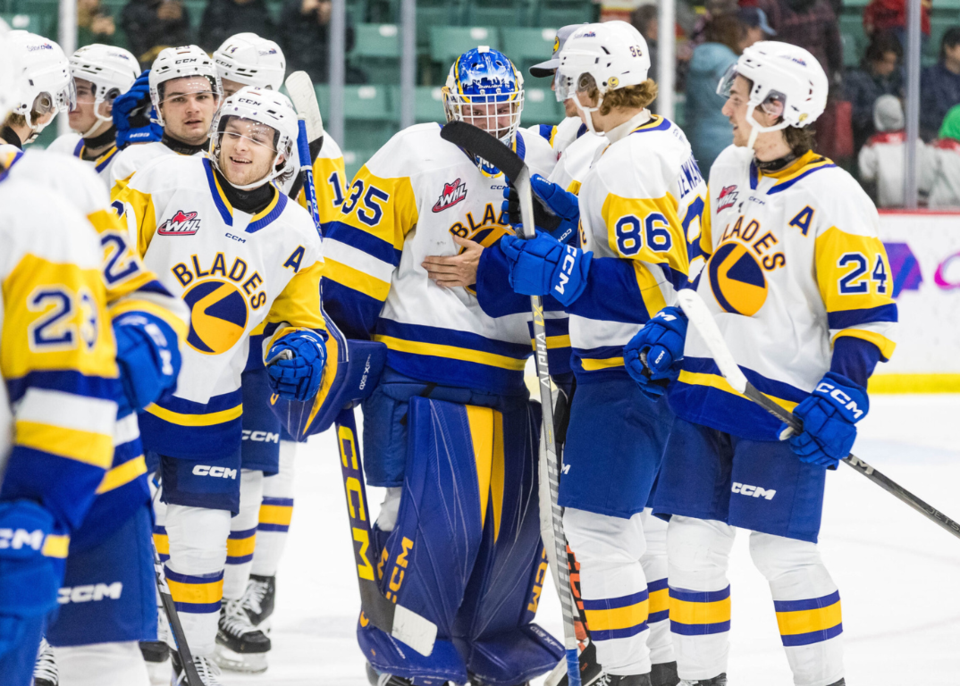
[0,500,66,657]
[785,372,869,469]
[623,306,688,400]
[113,70,162,149]
[113,312,181,411]
[501,174,580,245]
[266,330,327,402]
[499,232,592,306]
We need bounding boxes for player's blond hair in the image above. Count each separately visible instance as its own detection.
[580,76,659,116]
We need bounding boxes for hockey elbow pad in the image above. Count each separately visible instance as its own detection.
[786,372,868,469]
[266,329,328,402]
[113,311,182,411]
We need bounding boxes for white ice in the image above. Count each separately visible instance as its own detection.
[220,394,960,686]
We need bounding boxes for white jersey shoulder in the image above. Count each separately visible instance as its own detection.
[47,132,83,156]
[9,148,111,218]
[594,116,696,199]
[553,116,584,155]
[550,128,605,195]
[110,141,179,189]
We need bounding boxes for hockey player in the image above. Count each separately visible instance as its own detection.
[109,45,221,194]
[114,86,334,685]
[491,21,707,686]
[0,31,74,150]
[322,47,563,686]
[46,44,140,183]
[628,42,897,686]
[528,24,587,157]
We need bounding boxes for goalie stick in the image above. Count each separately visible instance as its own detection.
[677,288,960,542]
[151,542,202,686]
[440,120,582,686]
[271,92,438,656]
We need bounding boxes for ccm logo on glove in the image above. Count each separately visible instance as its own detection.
[0,528,45,551]
[555,246,580,297]
[813,380,865,420]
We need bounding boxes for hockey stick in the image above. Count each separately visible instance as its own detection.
[284,71,326,213]
[269,93,438,655]
[676,288,960,542]
[440,120,582,686]
[151,542,202,686]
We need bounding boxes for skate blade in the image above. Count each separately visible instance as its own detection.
[213,644,269,673]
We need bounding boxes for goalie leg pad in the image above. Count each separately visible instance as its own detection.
[240,369,282,476]
[46,504,157,647]
[357,396,512,684]
[560,377,674,518]
[454,401,563,686]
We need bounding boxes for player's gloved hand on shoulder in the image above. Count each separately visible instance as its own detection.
[113,312,181,411]
[266,330,327,402]
[113,70,163,149]
[501,174,580,245]
[0,500,67,657]
[623,306,688,401]
[785,372,868,469]
[499,231,592,306]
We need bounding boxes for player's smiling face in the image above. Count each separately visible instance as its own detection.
[218,117,280,188]
[722,75,752,147]
[159,76,220,146]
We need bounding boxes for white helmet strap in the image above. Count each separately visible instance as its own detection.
[744,99,790,151]
[571,90,603,135]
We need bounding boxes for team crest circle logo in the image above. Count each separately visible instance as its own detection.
[182,280,248,354]
[708,242,768,316]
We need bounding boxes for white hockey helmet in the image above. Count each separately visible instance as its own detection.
[8,31,75,136]
[214,33,286,91]
[717,41,828,149]
[557,21,651,133]
[70,44,141,136]
[0,19,20,124]
[149,45,222,127]
[209,85,298,190]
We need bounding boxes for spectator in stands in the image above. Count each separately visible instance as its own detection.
[200,0,277,52]
[921,28,960,140]
[923,103,960,208]
[686,11,773,172]
[845,32,904,154]
[863,0,930,51]
[279,0,365,84]
[120,0,193,65]
[78,0,117,47]
[858,95,927,206]
[752,0,844,89]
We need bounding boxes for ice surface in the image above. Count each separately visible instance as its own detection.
[220,394,960,685]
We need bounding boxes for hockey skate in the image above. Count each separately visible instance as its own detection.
[33,637,58,686]
[173,652,223,686]
[595,673,653,686]
[651,661,679,686]
[678,675,726,686]
[239,573,275,630]
[141,595,173,686]
[214,598,271,672]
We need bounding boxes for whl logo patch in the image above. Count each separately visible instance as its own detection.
[158,210,201,236]
[717,185,738,212]
[432,178,467,213]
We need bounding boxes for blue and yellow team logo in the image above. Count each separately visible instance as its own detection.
[183,280,248,354]
[708,242,768,316]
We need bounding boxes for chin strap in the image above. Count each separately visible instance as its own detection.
[572,91,603,135]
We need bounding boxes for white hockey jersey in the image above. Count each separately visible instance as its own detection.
[47,132,122,184]
[550,125,606,196]
[0,159,119,545]
[322,123,558,395]
[568,111,704,379]
[114,154,330,459]
[670,146,898,441]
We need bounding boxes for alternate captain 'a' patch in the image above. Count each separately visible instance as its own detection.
[708,241,767,316]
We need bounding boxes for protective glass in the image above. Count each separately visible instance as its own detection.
[216,116,280,154]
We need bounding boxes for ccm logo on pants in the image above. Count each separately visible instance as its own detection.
[192,465,238,479]
[731,482,776,500]
[242,430,280,443]
[58,583,123,604]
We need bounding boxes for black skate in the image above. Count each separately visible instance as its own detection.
[33,637,58,686]
[172,651,223,686]
[678,675,727,686]
[596,674,653,686]
[549,640,605,686]
[828,681,845,686]
[214,598,271,673]
[651,661,679,686]
[239,573,276,628]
